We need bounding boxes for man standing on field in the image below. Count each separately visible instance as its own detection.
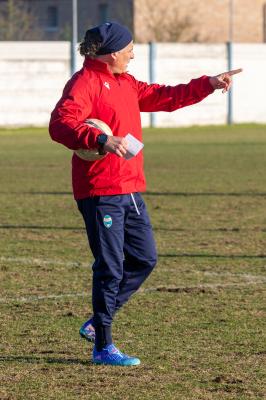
[49,21,242,366]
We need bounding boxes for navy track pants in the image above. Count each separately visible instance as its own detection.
[77,193,157,327]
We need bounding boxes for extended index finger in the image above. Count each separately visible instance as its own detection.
[227,68,243,76]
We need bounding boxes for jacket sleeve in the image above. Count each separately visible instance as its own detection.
[133,75,214,112]
[49,75,100,150]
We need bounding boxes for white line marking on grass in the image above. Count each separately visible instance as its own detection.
[2,257,265,283]
[0,281,265,304]
[0,256,90,268]
[161,269,266,282]
[1,257,265,304]
[199,271,266,282]
[0,292,88,304]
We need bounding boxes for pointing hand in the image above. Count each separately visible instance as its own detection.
[209,68,243,93]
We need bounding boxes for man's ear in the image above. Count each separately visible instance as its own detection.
[110,52,118,61]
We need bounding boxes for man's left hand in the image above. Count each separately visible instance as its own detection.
[209,68,243,93]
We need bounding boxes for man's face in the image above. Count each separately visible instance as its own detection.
[112,41,134,74]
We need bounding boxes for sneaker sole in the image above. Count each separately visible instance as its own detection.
[79,331,95,343]
[92,359,141,366]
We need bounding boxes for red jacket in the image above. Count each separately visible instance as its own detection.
[49,58,214,199]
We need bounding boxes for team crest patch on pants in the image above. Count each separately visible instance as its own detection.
[103,215,112,228]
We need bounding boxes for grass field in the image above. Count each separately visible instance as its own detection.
[0,124,265,400]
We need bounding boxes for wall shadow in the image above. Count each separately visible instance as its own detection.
[1,191,266,197]
[0,354,91,366]
[158,253,266,259]
[0,225,265,233]
[145,191,266,197]
[0,225,83,231]
[0,191,72,196]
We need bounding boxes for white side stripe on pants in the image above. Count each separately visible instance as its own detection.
[130,193,140,215]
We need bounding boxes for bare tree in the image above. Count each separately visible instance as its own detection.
[0,0,43,40]
[134,0,200,43]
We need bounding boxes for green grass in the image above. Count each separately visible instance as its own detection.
[0,124,265,400]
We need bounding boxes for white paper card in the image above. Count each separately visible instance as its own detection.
[124,133,144,160]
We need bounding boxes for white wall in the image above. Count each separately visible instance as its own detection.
[232,44,266,124]
[0,42,70,126]
[0,41,265,127]
[147,44,228,127]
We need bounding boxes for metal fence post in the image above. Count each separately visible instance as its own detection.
[149,42,156,128]
[227,41,233,125]
[71,0,78,76]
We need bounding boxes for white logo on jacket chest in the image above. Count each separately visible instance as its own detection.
[104,81,110,90]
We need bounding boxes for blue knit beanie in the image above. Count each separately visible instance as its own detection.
[88,22,133,55]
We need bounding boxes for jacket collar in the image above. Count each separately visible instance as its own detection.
[84,57,114,76]
[83,57,128,81]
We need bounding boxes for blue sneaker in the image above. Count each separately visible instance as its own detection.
[79,318,95,343]
[92,344,141,366]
